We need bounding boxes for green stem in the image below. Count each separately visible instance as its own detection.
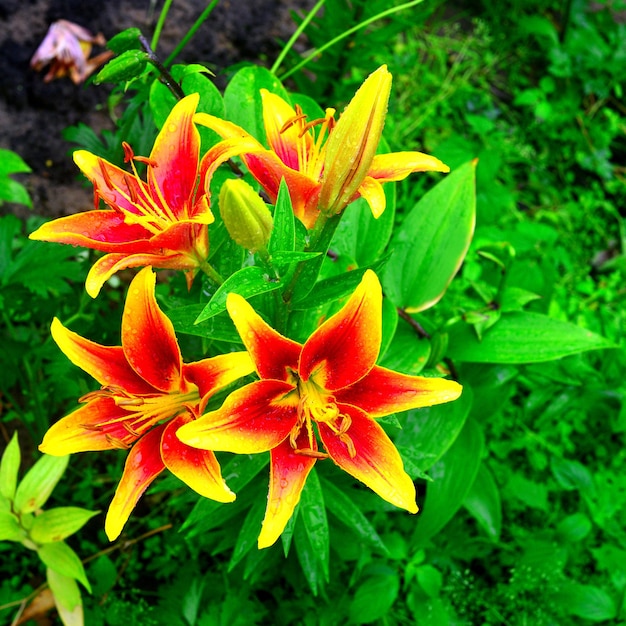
[199,261,224,286]
[151,0,175,51]
[164,0,221,67]
[278,0,426,81]
[270,0,326,76]
[139,35,185,99]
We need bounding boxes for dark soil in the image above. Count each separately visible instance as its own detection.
[0,0,315,219]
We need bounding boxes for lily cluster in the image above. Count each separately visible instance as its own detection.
[35,66,462,547]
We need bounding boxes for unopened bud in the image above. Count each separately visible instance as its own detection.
[219,179,273,252]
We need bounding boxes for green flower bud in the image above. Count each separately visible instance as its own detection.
[219,179,273,252]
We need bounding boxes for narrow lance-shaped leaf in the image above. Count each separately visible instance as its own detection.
[38,541,91,591]
[14,454,69,514]
[30,507,100,544]
[383,160,476,311]
[447,311,614,363]
[47,568,83,626]
[0,431,20,501]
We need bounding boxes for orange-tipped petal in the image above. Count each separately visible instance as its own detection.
[39,397,134,454]
[335,366,462,417]
[50,318,154,394]
[105,424,167,541]
[319,404,417,513]
[183,351,254,409]
[260,89,313,170]
[368,152,450,182]
[299,270,381,390]
[177,380,298,454]
[226,293,301,381]
[258,432,317,549]
[28,211,151,251]
[121,267,181,392]
[161,414,235,502]
[148,94,201,218]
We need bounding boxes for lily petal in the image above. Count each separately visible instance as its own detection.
[260,89,312,170]
[105,423,167,541]
[50,318,154,394]
[258,431,317,549]
[183,351,254,409]
[161,414,235,502]
[177,379,298,454]
[39,397,134,454]
[121,267,182,392]
[29,211,152,251]
[148,94,201,218]
[335,366,463,417]
[368,152,450,182]
[299,269,381,390]
[318,403,417,513]
[226,293,301,381]
[356,176,386,219]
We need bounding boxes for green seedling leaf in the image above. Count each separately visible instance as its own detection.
[463,463,502,540]
[47,568,83,625]
[106,27,143,53]
[0,511,24,542]
[320,477,388,555]
[413,417,484,546]
[447,311,614,363]
[94,50,149,84]
[383,160,476,311]
[30,507,99,544]
[0,431,20,500]
[349,570,400,624]
[0,149,32,207]
[38,541,90,591]
[556,513,592,543]
[395,387,472,477]
[168,305,240,342]
[195,266,282,322]
[14,454,69,514]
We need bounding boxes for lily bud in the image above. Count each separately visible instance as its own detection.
[219,179,273,252]
[319,65,392,215]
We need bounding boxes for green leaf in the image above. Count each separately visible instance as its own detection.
[0,431,20,501]
[413,418,484,546]
[463,463,502,540]
[223,66,289,142]
[383,160,476,311]
[395,387,472,477]
[297,468,329,585]
[349,570,400,624]
[0,511,24,542]
[550,457,595,495]
[550,582,617,622]
[447,311,614,363]
[0,149,32,175]
[30,507,99,544]
[379,317,431,375]
[168,305,240,342]
[94,50,149,84]
[320,477,388,555]
[106,27,143,53]
[195,266,282,322]
[331,184,395,267]
[268,180,295,256]
[38,541,90,591]
[416,564,443,598]
[14,454,69,514]
[228,498,265,571]
[556,513,592,543]
[47,568,83,625]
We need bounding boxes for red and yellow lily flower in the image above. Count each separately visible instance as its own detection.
[39,266,254,541]
[29,93,258,297]
[195,65,449,229]
[177,270,462,548]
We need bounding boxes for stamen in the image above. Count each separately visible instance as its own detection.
[294,448,328,459]
[280,112,308,134]
[105,433,131,449]
[124,173,139,204]
[122,142,135,163]
[122,421,141,437]
[98,158,114,189]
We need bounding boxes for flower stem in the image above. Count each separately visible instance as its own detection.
[139,35,185,100]
[150,0,174,51]
[200,261,224,285]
